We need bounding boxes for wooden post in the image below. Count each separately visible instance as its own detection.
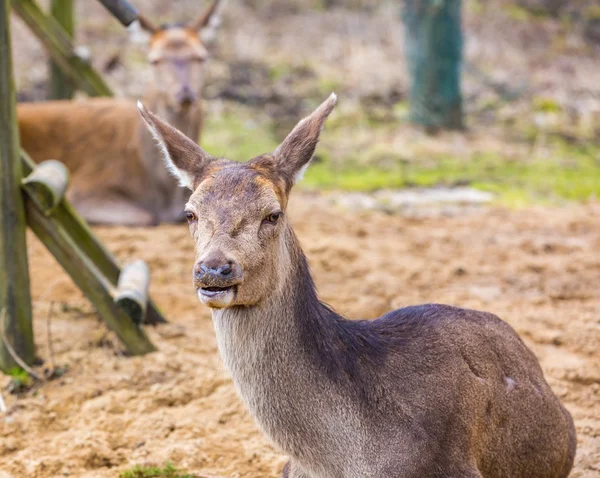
[115,260,150,325]
[23,197,156,356]
[22,160,69,214]
[0,1,35,372]
[11,0,113,97]
[49,0,75,99]
[20,153,167,326]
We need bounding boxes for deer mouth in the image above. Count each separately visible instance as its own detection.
[199,285,236,297]
[197,284,238,308]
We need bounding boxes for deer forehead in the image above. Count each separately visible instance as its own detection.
[189,165,285,219]
[149,28,207,60]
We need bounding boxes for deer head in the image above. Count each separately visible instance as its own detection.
[138,94,337,308]
[137,0,221,111]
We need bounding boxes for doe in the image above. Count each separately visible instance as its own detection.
[139,95,576,478]
[17,0,221,226]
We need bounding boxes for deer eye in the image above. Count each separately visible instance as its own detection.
[263,211,282,225]
[185,211,197,222]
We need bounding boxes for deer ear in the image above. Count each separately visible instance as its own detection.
[136,14,159,34]
[190,0,222,31]
[273,93,337,187]
[137,101,214,190]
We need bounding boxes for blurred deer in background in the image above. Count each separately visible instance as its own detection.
[17,0,221,226]
[139,94,576,478]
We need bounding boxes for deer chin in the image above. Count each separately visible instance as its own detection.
[197,285,236,308]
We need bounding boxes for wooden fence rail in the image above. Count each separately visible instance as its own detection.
[11,0,113,97]
[49,0,75,99]
[1,0,164,372]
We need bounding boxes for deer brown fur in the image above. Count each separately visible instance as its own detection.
[16,0,221,226]
[139,94,576,478]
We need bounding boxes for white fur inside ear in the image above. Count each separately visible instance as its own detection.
[137,101,195,189]
[167,164,195,190]
[127,20,150,45]
[294,162,310,183]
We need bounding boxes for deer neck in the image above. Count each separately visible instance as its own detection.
[141,90,202,140]
[211,227,365,460]
[212,227,324,372]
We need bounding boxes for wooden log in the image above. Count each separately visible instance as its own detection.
[0,0,35,372]
[24,197,156,356]
[96,0,138,26]
[49,0,75,99]
[11,0,113,97]
[115,260,150,325]
[20,152,167,325]
[22,160,69,214]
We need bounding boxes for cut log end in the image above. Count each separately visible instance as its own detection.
[22,160,69,214]
[115,260,150,325]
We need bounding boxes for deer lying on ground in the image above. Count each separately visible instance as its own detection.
[17,0,221,226]
[138,95,576,477]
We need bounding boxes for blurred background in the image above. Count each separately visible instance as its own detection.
[12,0,600,207]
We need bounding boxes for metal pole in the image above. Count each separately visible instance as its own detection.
[95,0,138,26]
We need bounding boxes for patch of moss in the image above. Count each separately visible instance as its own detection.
[533,97,562,114]
[7,367,32,394]
[504,5,534,21]
[317,77,344,97]
[302,142,600,205]
[268,63,295,81]
[201,111,279,161]
[119,462,194,478]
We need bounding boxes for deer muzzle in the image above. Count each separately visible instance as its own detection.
[176,85,197,107]
[193,254,242,308]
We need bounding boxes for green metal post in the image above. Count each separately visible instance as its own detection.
[403,0,464,131]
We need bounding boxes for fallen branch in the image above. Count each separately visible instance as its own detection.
[0,308,42,381]
[45,302,56,376]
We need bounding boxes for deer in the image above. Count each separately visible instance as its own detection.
[138,94,577,478]
[16,0,221,226]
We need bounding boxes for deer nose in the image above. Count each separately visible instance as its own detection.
[199,262,232,277]
[194,254,240,286]
[177,86,196,106]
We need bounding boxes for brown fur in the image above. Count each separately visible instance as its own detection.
[140,95,576,478]
[17,0,221,226]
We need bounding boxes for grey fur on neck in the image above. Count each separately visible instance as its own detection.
[211,227,383,476]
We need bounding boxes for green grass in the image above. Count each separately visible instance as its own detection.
[119,463,194,478]
[201,106,600,206]
[201,111,278,161]
[304,147,600,206]
[6,367,32,393]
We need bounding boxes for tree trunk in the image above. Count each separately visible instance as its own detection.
[403,0,464,131]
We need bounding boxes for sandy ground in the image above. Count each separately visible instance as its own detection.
[0,196,598,477]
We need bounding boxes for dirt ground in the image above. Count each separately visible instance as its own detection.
[0,196,598,477]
